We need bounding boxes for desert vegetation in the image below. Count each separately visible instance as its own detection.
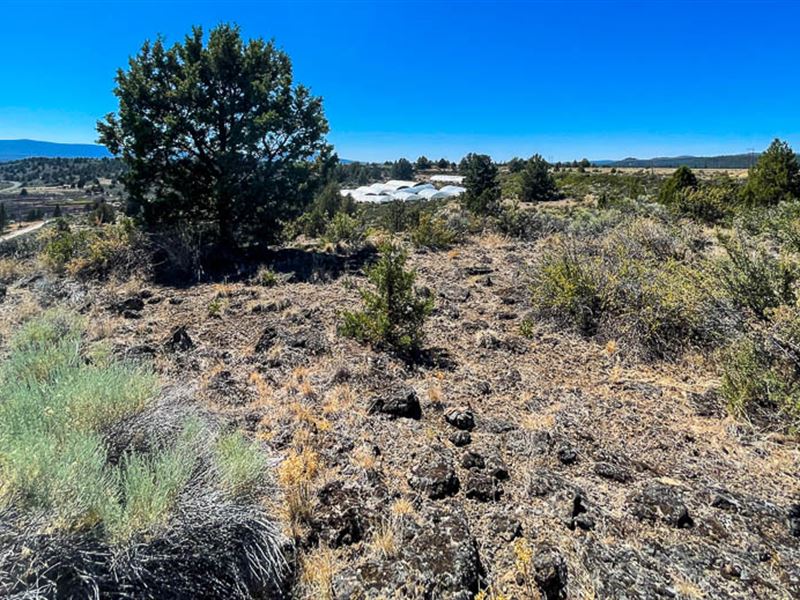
[1,20,800,600]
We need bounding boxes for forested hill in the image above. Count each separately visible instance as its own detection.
[603,153,758,169]
[0,139,111,162]
[0,157,125,186]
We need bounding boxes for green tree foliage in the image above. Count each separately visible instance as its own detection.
[52,204,62,218]
[436,158,450,169]
[97,24,330,249]
[392,158,414,180]
[323,211,364,246]
[0,158,126,187]
[383,200,420,233]
[415,156,432,170]
[293,182,357,238]
[0,203,6,231]
[507,157,525,173]
[460,153,501,215]
[658,165,698,205]
[92,201,115,225]
[340,243,433,355]
[741,138,800,206]
[24,208,43,222]
[519,154,558,202]
[411,213,458,250]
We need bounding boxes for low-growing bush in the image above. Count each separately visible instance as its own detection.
[672,184,732,223]
[714,232,798,320]
[411,213,458,249]
[340,242,433,355]
[530,238,606,335]
[253,265,279,287]
[39,217,145,279]
[493,202,566,240]
[720,306,800,431]
[0,311,286,598]
[529,223,724,358]
[323,211,365,246]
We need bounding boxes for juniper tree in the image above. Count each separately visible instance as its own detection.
[97,24,331,249]
[519,154,558,202]
[392,158,414,180]
[658,165,698,206]
[742,138,800,206]
[460,153,500,215]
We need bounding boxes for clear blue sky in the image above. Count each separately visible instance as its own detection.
[1,0,798,162]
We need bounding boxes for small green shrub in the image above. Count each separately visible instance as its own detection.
[208,297,225,317]
[214,431,268,499]
[323,211,365,246]
[530,224,723,358]
[40,218,142,279]
[340,242,433,355]
[253,266,279,287]
[672,185,732,223]
[106,421,201,542]
[720,308,800,431]
[715,233,798,320]
[519,318,536,338]
[0,310,159,529]
[493,203,565,239]
[0,313,285,595]
[411,213,457,249]
[530,238,606,335]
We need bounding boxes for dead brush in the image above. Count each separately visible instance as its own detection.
[322,384,355,414]
[299,545,338,600]
[370,518,400,559]
[278,446,319,528]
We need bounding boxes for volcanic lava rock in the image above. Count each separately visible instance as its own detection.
[369,386,422,420]
[445,407,475,431]
[409,452,459,500]
[629,482,694,528]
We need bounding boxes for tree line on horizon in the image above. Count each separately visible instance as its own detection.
[12,22,781,255]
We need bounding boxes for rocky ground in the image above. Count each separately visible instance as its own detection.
[0,232,798,599]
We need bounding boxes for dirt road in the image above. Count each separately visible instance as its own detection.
[0,181,22,195]
[0,220,46,243]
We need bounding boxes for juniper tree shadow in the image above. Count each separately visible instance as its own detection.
[152,243,378,287]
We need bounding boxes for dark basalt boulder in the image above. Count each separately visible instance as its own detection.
[165,325,193,352]
[629,482,694,528]
[409,451,459,500]
[333,505,480,599]
[369,386,422,420]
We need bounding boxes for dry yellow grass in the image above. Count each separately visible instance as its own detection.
[370,520,399,559]
[299,545,339,600]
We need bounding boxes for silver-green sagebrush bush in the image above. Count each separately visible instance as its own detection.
[0,310,287,599]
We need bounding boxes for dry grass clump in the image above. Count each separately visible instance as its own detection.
[278,445,320,528]
[370,519,400,559]
[299,545,339,600]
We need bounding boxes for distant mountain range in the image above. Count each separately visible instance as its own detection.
[0,139,112,162]
[596,153,758,169]
[0,139,758,170]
